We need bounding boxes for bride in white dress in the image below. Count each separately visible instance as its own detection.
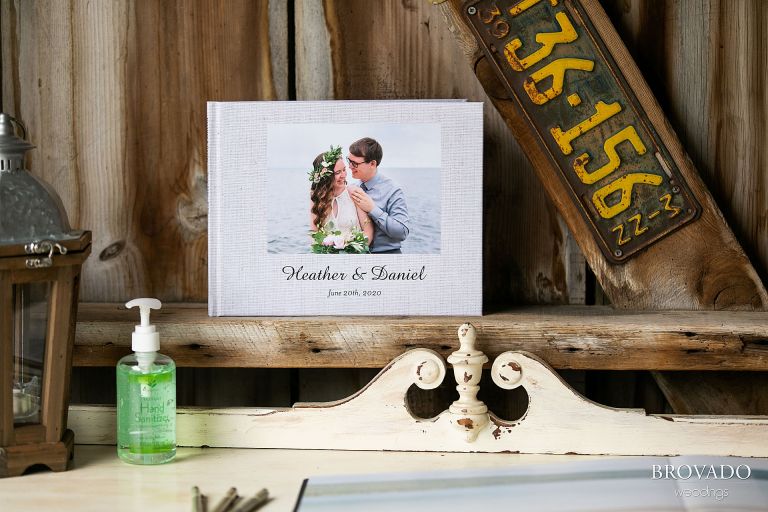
[310,147,374,247]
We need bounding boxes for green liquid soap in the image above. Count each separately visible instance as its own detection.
[116,353,176,464]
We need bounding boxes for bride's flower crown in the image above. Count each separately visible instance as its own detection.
[308,145,343,184]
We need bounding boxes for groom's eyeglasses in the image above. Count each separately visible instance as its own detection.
[346,156,369,169]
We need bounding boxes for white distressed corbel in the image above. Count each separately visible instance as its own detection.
[447,323,488,442]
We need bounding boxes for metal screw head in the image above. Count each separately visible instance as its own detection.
[672,186,680,193]
[614,249,623,257]
[468,6,477,15]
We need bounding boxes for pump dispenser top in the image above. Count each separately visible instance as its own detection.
[126,298,161,352]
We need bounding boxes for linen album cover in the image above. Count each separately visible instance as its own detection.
[208,101,482,316]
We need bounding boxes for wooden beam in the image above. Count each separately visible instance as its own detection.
[435,0,767,309]
[74,303,768,370]
[652,370,768,415]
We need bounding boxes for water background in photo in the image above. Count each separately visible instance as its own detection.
[267,167,441,254]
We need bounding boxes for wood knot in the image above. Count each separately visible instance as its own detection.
[177,167,208,240]
[99,240,125,261]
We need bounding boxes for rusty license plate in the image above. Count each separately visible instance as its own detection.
[464,0,700,262]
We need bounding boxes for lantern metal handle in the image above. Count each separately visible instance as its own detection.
[6,114,27,140]
[24,240,67,268]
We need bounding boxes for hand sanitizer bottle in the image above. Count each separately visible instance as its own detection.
[116,298,176,464]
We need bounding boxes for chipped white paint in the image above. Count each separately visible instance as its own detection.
[70,324,768,456]
[412,351,446,390]
[447,324,488,442]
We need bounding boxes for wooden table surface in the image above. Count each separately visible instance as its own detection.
[0,446,599,511]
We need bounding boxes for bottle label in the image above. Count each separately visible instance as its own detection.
[117,367,176,454]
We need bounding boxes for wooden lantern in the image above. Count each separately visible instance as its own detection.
[0,114,91,477]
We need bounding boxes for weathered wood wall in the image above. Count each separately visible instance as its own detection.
[1,0,765,409]
[4,0,763,308]
[602,0,768,413]
[1,0,287,303]
[1,0,583,307]
[0,0,291,405]
[604,0,768,288]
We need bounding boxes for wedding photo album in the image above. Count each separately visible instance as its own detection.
[208,101,482,316]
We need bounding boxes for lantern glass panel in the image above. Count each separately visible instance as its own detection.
[12,282,51,426]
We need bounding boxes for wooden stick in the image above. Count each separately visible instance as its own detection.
[231,489,269,512]
[211,487,239,512]
[192,486,203,512]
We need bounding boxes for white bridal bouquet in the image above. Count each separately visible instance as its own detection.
[310,224,370,254]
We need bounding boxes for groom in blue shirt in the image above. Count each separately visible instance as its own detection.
[347,137,410,254]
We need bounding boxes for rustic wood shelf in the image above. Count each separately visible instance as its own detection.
[74,304,768,370]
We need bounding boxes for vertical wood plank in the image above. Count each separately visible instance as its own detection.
[269,0,290,101]
[603,0,767,283]
[602,0,768,414]
[707,0,768,284]
[295,0,334,100]
[41,267,74,442]
[121,0,281,303]
[73,1,145,302]
[0,274,13,446]
[1,0,285,302]
[602,0,716,205]
[61,268,81,430]
[0,1,80,225]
